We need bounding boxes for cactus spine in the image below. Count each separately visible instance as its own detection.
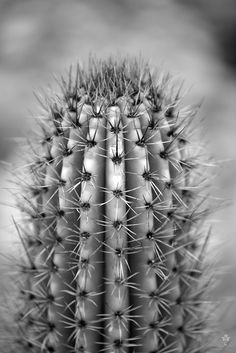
[3,57,216,353]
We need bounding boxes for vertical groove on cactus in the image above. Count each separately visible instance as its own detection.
[1,57,218,353]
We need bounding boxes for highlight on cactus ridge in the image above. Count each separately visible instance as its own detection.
[1,56,220,353]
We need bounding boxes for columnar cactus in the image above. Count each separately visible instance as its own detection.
[2,57,217,353]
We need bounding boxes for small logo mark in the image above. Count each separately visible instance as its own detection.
[221,333,231,346]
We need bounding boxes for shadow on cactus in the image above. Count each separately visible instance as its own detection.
[0,57,222,353]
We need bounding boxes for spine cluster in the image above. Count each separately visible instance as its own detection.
[2,58,216,353]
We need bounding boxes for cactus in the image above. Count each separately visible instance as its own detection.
[2,57,217,353]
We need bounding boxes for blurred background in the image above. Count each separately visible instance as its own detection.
[0,0,236,350]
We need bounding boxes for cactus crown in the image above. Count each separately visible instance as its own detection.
[1,57,217,353]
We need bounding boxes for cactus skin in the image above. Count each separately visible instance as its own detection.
[3,57,216,353]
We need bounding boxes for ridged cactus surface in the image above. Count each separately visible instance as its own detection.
[4,58,216,353]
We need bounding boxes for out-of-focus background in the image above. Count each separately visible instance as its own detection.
[0,0,236,350]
